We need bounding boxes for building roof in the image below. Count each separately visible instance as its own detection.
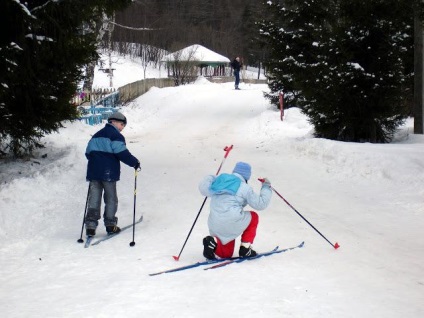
[162,44,230,65]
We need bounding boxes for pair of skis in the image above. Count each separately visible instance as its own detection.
[84,215,143,248]
[149,241,304,276]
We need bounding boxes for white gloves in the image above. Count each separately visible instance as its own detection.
[262,178,271,187]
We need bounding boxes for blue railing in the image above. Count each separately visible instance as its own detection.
[95,91,119,108]
[78,92,119,125]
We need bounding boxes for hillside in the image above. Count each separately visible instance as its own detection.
[0,55,423,318]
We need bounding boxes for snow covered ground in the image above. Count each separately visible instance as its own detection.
[92,51,165,89]
[0,55,423,318]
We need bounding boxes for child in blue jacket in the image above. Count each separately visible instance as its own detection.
[84,112,140,236]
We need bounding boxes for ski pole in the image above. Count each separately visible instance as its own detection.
[129,169,139,247]
[173,145,233,261]
[77,184,90,243]
[258,178,340,249]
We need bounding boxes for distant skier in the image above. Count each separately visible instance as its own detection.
[84,112,140,237]
[231,56,242,90]
[199,162,272,259]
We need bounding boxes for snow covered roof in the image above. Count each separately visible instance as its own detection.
[161,44,230,65]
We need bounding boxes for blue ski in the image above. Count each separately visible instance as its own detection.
[203,241,305,270]
[149,242,304,276]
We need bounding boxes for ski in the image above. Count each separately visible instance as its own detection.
[84,235,94,248]
[149,242,303,276]
[149,252,256,276]
[149,259,221,276]
[203,241,304,270]
[203,246,279,270]
[87,215,144,247]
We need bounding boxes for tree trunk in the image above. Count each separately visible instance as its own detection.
[83,12,112,91]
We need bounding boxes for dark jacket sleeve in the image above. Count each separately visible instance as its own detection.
[110,134,138,168]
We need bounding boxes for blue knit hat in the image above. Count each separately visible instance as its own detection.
[232,162,251,181]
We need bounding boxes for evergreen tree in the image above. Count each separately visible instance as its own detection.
[259,0,418,143]
[0,0,131,156]
[241,1,264,68]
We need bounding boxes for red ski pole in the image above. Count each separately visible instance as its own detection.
[173,145,234,261]
[259,178,340,249]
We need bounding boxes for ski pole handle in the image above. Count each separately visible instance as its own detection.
[216,145,233,175]
[258,177,272,187]
[223,145,233,158]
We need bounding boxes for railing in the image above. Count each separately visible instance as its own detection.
[95,91,119,108]
[72,88,118,106]
[78,104,118,126]
[76,90,120,126]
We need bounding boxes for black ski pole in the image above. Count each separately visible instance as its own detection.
[129,169,139,247]
[77,184,90,243]
[173,145,233,261]
[258,178,340,249]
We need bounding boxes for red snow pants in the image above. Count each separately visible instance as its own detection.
[215,211,259,258]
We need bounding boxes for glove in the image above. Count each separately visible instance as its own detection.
[134,160,141,171]
[262,178,271,187]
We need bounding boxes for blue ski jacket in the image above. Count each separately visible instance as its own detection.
[85,123,138,182]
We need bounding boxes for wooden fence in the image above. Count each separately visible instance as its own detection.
[76,75,265,125]
[118,78,175,104]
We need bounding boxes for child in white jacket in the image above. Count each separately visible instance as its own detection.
[199,162,272,260]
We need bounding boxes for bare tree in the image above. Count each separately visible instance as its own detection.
[138,44,166,78]
[163,46,199,86]
[83,12,114,91]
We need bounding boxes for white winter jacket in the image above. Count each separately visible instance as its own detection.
[199,173,272,244]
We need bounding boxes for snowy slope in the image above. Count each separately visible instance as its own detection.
[0,59,423,318]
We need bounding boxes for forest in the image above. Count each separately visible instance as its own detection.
[112,0,263,65]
